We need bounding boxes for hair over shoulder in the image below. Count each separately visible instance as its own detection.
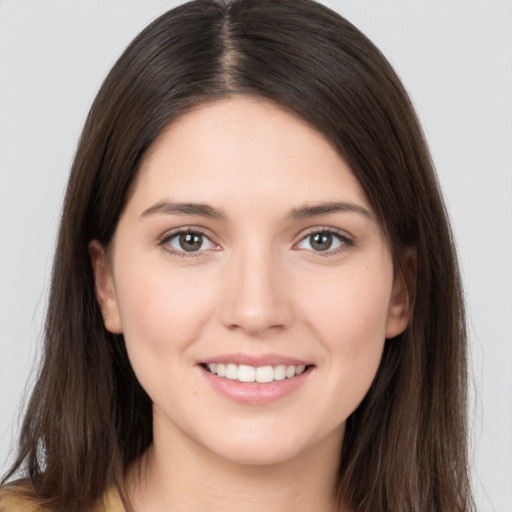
[0,482,51,512]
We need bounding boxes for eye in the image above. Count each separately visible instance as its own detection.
[295,230,351,253]
[164,230,216,254]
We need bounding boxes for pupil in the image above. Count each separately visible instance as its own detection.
[311,233,332,251]
[180,233,202,252]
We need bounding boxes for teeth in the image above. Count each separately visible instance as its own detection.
[256,366,274,383]
[225,363,238,380]
[274,364,286,381]
[205,363,308,382]
[238,364,256,382]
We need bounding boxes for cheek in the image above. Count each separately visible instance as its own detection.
[303,264,392,340]
[297,260,393,405]
[113,261,217,376]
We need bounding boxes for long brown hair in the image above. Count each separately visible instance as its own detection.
[2,1,473,510]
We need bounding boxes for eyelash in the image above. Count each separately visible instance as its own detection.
[158,227,218,258]
[294,227,354,256]
[158,226,354,258]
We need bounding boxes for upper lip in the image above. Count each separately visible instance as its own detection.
[199,353,312,367]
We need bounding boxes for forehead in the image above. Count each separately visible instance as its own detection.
[128,96,372,216]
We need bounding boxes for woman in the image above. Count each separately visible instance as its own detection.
[0,0,474,511]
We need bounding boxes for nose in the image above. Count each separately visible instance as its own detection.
[219,245,293,337]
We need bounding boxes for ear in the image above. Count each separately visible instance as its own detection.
[88,240,123,334]
[385,250,415,339]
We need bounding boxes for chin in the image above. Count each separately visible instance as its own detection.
[197,425,321,468]
[209,442,302,467]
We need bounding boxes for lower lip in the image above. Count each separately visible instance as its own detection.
[199,365,313,405]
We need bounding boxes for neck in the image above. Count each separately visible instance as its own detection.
[125,421,346,512]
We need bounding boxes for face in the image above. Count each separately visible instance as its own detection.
[90,97,410,467]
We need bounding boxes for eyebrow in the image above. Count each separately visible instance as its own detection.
[140,200,373,222]
[288,202,374,221]
[140,201,227,220]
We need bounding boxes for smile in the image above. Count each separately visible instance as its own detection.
[205,363,307,383]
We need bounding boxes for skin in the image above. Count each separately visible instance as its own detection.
[90,97,410,512]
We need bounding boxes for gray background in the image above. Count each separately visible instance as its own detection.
[1,1,511,510]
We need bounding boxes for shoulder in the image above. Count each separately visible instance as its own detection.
[0,483,124,512]
[90,485,125,512]
[0,483,50,512]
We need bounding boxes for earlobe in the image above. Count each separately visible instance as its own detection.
[385,276,411,339]
[385,251,415,339]
[88,240,123,334]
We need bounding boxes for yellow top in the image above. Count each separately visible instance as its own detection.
[0,484,124,512]
[93,485,125,512]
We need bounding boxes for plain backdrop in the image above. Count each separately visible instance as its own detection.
[1,1,511,510]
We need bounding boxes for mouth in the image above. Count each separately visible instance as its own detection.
[198,358,314,405]
[197,353,315,404]
[200,362,312,383]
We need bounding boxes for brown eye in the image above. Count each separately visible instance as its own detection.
[296,230,348,253]
[166,231,215,253]
[310,233,333,251]
[179,233,203,252]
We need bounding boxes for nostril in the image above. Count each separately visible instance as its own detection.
[218,266,293,335]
